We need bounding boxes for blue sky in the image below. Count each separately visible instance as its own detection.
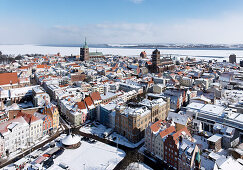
[1,0,243,44]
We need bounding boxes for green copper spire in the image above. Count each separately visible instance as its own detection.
[195,152,201,163]
[83,37,88,48]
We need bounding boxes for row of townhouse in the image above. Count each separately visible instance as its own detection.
[145,120,201,170]
[58,91,101,126]
[0,115,42,157]
[0,103,59,157]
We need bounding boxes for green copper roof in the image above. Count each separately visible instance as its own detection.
[89,52,103,56]
[195,152,201,162]
[83,37,88,48]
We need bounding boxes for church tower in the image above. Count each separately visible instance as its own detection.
[152,49,161,66]
[80,38,89,61]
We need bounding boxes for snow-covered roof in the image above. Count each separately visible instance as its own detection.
[207,134,223,142]
[167,112,188,126]
[62,134,80,146]
[102,103,117,111]
[200,104,225,116]
[139,98,166,107]
[215,157,243,170]
[186,102,205,111]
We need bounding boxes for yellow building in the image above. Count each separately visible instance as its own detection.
[44,104,59,131]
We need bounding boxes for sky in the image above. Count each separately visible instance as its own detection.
[1,0,243,45]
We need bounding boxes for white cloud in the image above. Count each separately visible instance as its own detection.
[1,11,243,44]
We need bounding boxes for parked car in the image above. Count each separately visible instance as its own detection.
[52,148,64,159]
[50,142,56,148]
[43,157,54,169]
[40,144,50,151]
[59,162,69,169]
[81,136,90,141]
[90,139,97,144]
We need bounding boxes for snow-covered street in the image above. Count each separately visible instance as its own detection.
[80,122,144,148]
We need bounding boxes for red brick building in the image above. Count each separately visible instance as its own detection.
[164,127,192,169]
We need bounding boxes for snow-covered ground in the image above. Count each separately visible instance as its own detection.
[50,137,125,170]
[108,132,144,148]
[80,123,144,148]
[0,44,243,62]
[126,162,153,170]
[80,123,112,137]
[3,134,125,170]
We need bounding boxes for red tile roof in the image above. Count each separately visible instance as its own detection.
[75,101,86,110]
[150,120,163,133]
[84,97,94,106]
[172,126,191,144]
[159,126,176,138]
[0,116,27,134]
[0,72,18,85]
[90,91,101,101]
[36,64,50,69]
[18,112,40,124]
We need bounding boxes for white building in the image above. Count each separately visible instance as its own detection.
[0,117,29,155]
[153,84,165,94]
[180,77,194,87]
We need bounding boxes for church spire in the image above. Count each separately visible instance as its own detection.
[83,37,88,48]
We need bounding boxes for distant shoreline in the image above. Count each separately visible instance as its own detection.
[39,44,243,51]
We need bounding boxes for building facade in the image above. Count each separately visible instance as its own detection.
[0,117,29,156]
[229,54,236,64]
[115,97,170,143]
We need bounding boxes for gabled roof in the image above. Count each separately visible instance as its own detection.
[75,101,86,110]
[18,112,40,124]
[84,97,94,106]
[172,126,192,144]
[90,91,101,101]
[0,72,18,85]
[150,120,163,133]
[0,116,28,134]
[160,126,176,138]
